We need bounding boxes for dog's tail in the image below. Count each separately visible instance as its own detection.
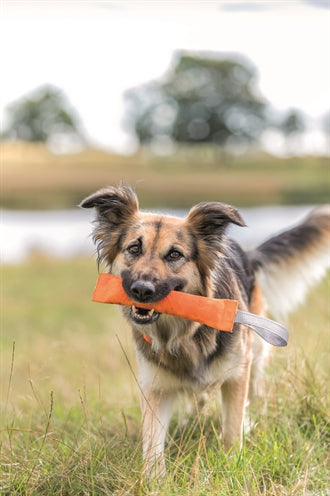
[249,205,330,321]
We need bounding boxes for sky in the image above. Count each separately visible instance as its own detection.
[1,0,329,155]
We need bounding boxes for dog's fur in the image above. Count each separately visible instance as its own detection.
[80,185,329,477]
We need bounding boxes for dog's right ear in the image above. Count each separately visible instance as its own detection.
[79,185,139,225]
[80,185,139,268]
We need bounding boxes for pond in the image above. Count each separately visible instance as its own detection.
[0,205,314,264]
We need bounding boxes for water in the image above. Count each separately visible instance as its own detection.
[0,205,314,264]
[1,209,96,264]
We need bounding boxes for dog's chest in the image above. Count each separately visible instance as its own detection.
[133,322,246,391]
[136,342,247,394]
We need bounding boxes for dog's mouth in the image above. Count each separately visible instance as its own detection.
[130,305,160,325]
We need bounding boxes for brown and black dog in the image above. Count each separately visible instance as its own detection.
[80,185,329,477]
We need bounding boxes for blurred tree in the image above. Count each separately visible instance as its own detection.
[321,109,330,136]
[1,85,86,151]
[278,108,306,154]
[321,110,330,156]
[125,52,268,154]
[279,108,306,137]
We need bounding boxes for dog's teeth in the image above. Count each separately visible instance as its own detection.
[132,306,155,319]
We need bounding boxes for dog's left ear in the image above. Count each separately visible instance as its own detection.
[187,201,246,245]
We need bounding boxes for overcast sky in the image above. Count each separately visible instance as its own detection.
[1,0,329,154]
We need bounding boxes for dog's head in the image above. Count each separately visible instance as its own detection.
[80,185,245,326]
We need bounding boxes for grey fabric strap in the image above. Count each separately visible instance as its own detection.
[234,310,289,347]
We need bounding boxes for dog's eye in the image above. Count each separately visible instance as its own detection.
[128,244,141,256]
[166,249,183,261]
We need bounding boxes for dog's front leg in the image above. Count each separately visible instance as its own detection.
[140,389,174,478]
[220,365,251,451]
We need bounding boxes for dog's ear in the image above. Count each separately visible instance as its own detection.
[79,185,139,268]
[79,185,138,225]
[187,201,245,246]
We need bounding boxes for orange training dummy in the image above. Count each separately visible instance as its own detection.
[92,273,238,332]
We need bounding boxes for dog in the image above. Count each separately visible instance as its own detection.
[80,185,329,477]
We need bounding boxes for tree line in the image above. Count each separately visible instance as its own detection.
[1,51,329,154]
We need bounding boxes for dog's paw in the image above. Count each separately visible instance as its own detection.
[142,456,166,480]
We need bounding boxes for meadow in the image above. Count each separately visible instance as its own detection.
[2,142,329,209]
[1,256,329,495]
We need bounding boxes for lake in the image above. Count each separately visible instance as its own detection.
[0,205,314,264]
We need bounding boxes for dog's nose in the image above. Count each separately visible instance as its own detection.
[131,281,155,301]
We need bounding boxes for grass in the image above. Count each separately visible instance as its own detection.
[1,256,329,495]
[2,142,329,209]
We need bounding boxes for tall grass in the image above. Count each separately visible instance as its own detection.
[1,257,329,495]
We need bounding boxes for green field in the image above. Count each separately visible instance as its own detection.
[2,142,329,209]
[1,256,329,495]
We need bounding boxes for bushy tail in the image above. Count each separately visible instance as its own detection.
[249,206,330,321]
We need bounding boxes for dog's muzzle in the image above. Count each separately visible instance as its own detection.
[130,280,156,301]
[128,281,160,324]
[122,272,186,326]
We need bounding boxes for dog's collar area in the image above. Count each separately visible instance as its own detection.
[143,334,152,344]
